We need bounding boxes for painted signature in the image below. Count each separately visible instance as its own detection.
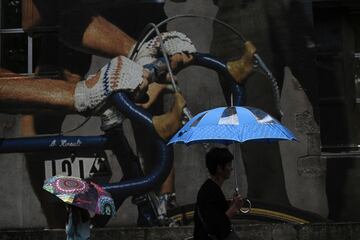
[49,139,82,147]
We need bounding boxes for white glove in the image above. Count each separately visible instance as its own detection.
[130,31,197,66]
[74,56,145,112]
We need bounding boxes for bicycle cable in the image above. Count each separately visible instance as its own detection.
[60,116,92,135]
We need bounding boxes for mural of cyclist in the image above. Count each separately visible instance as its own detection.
[0,32,195,225]
[12,0,194,228]
[0,36,257,229]
[1,0,258,228]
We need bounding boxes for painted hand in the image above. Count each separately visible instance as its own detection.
[227,41,257,84]
[153,92,187,140]
[74,56,148,113]
[130,31,197,69]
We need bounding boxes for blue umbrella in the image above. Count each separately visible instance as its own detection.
[168,106,296,145]
[168,106,296,213]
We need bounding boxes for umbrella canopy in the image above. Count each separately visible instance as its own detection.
[168,106,296,145]
[43,175,115,216]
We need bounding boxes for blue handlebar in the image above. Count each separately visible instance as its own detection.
[102,92,173,196]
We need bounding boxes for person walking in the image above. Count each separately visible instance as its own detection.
[194,147,243,240]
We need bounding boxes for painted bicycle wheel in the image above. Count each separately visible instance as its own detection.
[167,198,329,225]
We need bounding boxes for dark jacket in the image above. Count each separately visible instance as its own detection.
[193,179,232,240]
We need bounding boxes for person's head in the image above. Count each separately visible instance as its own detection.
[205,147,233,179]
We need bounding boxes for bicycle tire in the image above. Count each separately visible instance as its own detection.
[167,198,329,225]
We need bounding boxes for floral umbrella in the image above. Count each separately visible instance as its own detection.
[43,175,115,216]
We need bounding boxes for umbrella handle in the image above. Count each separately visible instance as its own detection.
[233,188,251,214]
[239,198,252,214]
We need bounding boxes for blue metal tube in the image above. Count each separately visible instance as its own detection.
[102,92,173,196]
[0,135,108,153]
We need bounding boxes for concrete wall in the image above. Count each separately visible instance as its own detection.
[1,223,360,240]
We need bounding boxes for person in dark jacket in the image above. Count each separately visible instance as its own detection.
[194,147,243,240]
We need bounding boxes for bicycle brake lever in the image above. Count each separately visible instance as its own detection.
[182,106,193,119]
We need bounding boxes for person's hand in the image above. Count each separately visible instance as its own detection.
[131,31,197,71]
[74,56,149,113]
[242,41,257,68]
[231,193,244,210]
[137,82,175,109]
[227,41,256,84]
[152,92,187,140]
[226,193,243,218]
[169,52,194,74]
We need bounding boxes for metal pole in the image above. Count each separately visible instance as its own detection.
[233,144,239,193]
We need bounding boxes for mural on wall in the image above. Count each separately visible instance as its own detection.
[0,0,181,228]
[1,0,360,229]
[0,0,274,229]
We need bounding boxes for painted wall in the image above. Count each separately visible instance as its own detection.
[0,0,329,228]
